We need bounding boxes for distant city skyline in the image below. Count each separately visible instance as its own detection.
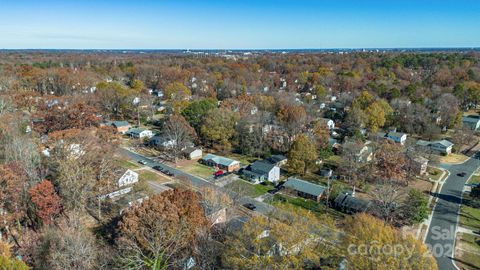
[1,0,479,49]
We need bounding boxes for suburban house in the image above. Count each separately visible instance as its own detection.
[410,156,429,175]
[462,115,480,130]
[117,169,139,187]
[417,139,454,155]
[149,134,177,149]
[318,118,335,130]
[182,147,203,160]
[283,177,326,202]
[386,131,407,145]
[200,154,241,173]
[106,121,131,134]
[334,193,372,214]
[125,128,154,139]
[242,160,280,184]
[266,154,288,166]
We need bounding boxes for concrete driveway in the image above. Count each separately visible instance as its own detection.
[425,153,480,270]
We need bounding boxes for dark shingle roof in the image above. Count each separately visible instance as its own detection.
[284,177,326,197]
[334,193,371,213]
[249,160,276,174]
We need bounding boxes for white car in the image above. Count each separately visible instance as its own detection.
[138,160,147,165]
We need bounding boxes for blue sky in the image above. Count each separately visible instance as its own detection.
[0,0,479,49]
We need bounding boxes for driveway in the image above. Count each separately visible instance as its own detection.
[120,148,275,215]
[425,153,480,270]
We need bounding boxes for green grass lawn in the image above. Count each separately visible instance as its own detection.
[224,179,273,197]
[460,200,480,231]
[469,175,480,184]
[269,194,345,220]
[116,159,141,170]
[223,153,260,166]
[427,167,444,181]
[456,233,480,270]
[181,163,216,179]
[138,170,170,184]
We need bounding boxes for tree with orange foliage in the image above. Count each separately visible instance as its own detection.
[28,180,62,226]
[117,189,209,269]
[0,163,27,238]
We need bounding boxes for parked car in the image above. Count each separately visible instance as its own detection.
[153,166,163,171]
[214,170,224,178]
[457,172,467,177]
[138,160,147,165]
[243,203,256,211]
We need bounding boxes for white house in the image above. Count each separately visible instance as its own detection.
[126,128,154,139]
[182,147,203,160]
[118,169,139,187]
[318,118,335,130]
[149,134,177,149]
[242,160,280,184]
[417,139,454,155]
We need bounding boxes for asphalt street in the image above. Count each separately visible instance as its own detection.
[425,153,480,270]
[120,148,276,214]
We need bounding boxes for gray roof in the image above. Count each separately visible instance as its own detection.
[435,139,454,148]
[334,193,371,212]
[126,128,147,135]
[387,132,406,138]
[247,160,276,175]
[462,116,480,123]
[284,177,326,197]
[268,154,287,163]
[416,139,453,148]
[108,121,131,128]
[201,154,239,167]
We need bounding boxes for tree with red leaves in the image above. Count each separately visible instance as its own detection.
[28,180,62,225]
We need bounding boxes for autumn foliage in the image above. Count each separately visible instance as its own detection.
[28,180,62,225]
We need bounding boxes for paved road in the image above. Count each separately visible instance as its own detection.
[120,148,276,214]
[425,153,480,270]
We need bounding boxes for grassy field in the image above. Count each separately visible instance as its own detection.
[460,197,480,231]
[224,179,273,197]
[469,175,480,184]
[455,233,480,270]
[437,153,469,164]
[116,159,142,170]
[180,163,216,179]
[138,169,170,184]
[269,194,345,220]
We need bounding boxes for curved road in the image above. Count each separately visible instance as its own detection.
[425,153,480,270]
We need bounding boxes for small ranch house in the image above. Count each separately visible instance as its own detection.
[417,139,454,155]
[149,134,177,149]
[126,128,154,139]
[201,154,241,173]
[182,147,203,160]
[283,177,326,202]
[266,154,288,166]
[334,193,372,214]
[462,115,480,130]
[242,160,280,184]
[386,132,407,145]
[107,121,131,134]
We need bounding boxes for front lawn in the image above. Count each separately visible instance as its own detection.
[455,233,480,270]
[138,170,170,184]
[269,194,345,220]
[224,179,273,198]
[460,197,480,231]
[437,153,469,164]
[426,167,444,182]
[116,159,142,170]
[469,175,480,185]
[180,163,216,179]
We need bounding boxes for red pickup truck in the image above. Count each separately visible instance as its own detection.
[214,170,224,178]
